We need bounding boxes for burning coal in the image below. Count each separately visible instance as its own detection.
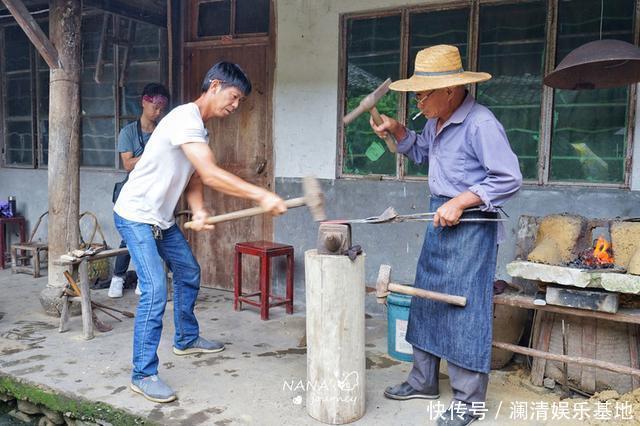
[567,236,615,269]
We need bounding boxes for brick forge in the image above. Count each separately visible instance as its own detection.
[509,215,640,295]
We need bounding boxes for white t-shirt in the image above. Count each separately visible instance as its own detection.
[114,103,208,229]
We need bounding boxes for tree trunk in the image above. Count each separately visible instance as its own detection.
[41,0,81,316]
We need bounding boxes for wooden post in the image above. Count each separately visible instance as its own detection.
[78,260,94,340]
[41,0,82,315]
[305,250,366,425]
[59,294,70,333]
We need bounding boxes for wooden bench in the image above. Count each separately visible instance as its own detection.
[54,248,128,340]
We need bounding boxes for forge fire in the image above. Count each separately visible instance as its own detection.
[567,235,615,269]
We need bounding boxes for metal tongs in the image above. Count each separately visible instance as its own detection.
[343,207,506,224]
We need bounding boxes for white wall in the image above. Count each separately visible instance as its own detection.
[273,0,431,179]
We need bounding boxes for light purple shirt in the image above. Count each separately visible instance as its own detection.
[397,93,522,211]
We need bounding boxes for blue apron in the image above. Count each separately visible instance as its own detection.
[405,196,498,373]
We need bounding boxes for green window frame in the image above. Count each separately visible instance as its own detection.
[339,0,639,187]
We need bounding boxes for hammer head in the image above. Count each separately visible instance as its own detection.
[303,176,326,221]
[375,264,392,304]
[343,78,392,125]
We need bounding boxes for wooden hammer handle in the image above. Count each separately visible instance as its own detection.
[184,197,306,229]
[388,282,467,307]
[369,107,397,153]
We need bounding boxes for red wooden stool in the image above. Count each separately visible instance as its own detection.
[234,241,294,320]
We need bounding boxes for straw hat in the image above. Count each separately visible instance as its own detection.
[389,45,491,92]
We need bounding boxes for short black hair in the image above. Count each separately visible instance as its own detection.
[142,83,170,102]
[201,61,252,96]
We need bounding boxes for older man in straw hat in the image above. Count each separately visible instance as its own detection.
[370,45,522,425]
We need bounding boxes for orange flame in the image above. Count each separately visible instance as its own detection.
[592,236,614,264]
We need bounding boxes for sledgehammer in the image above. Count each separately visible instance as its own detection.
[184,176,325,229]
[343,78,397,153]
[376,264,467,307]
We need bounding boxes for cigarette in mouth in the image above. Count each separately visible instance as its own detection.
[412,110,422,121]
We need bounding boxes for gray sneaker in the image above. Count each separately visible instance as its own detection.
[130,375,176,403]
[173,336,225,356]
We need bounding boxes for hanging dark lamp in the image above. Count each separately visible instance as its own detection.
[544,39,640,90]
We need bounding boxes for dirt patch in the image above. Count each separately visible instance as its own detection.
[192,354,235,367]
[257,348,306,358]
[366,352,401,370]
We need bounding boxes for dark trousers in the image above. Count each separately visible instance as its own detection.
[407,346,489,405]
[114,239,130,277]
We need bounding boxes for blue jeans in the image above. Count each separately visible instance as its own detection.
[114,212,201,380]
[113,239,130,277]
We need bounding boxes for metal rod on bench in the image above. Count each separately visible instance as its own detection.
[492,341,640,377]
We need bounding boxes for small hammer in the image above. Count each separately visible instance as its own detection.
[343,78,397,153]
[376,264,467,307]
[184,176,325,229]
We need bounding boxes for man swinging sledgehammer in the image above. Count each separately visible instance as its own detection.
[114,62,287,403]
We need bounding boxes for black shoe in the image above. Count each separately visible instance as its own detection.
[436,409,478,426]
[383,381,439,400]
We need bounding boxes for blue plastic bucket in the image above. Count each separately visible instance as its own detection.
[387,291,413,362]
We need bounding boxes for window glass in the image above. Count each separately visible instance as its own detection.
[343,15,401,176]
[198,0,231,37]
[550,0,634,183]
[236,0,270,34]
[6,73,32,117]
[81,117,115,167]
[3,25,33,167]
[4,26,30,72]
[40,120,49,166]
[82,13,113,65]
[81,65,114,116]
[477,1,547,181]
[6,121,33,165]
[130,21,161,61]
[38,67,49,166]
[406,8,469,176]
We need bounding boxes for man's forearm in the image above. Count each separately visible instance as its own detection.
[390,123,407,142]
[123,156,141,172]
[200,165,265,202]
[451,191,483,210]
[185,174,206,213]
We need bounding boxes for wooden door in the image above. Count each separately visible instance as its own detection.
[184,44,273,289]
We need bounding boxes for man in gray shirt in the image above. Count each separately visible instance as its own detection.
[109,83,170,298]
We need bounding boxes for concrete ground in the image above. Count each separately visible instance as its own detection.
[0,269,632,425]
